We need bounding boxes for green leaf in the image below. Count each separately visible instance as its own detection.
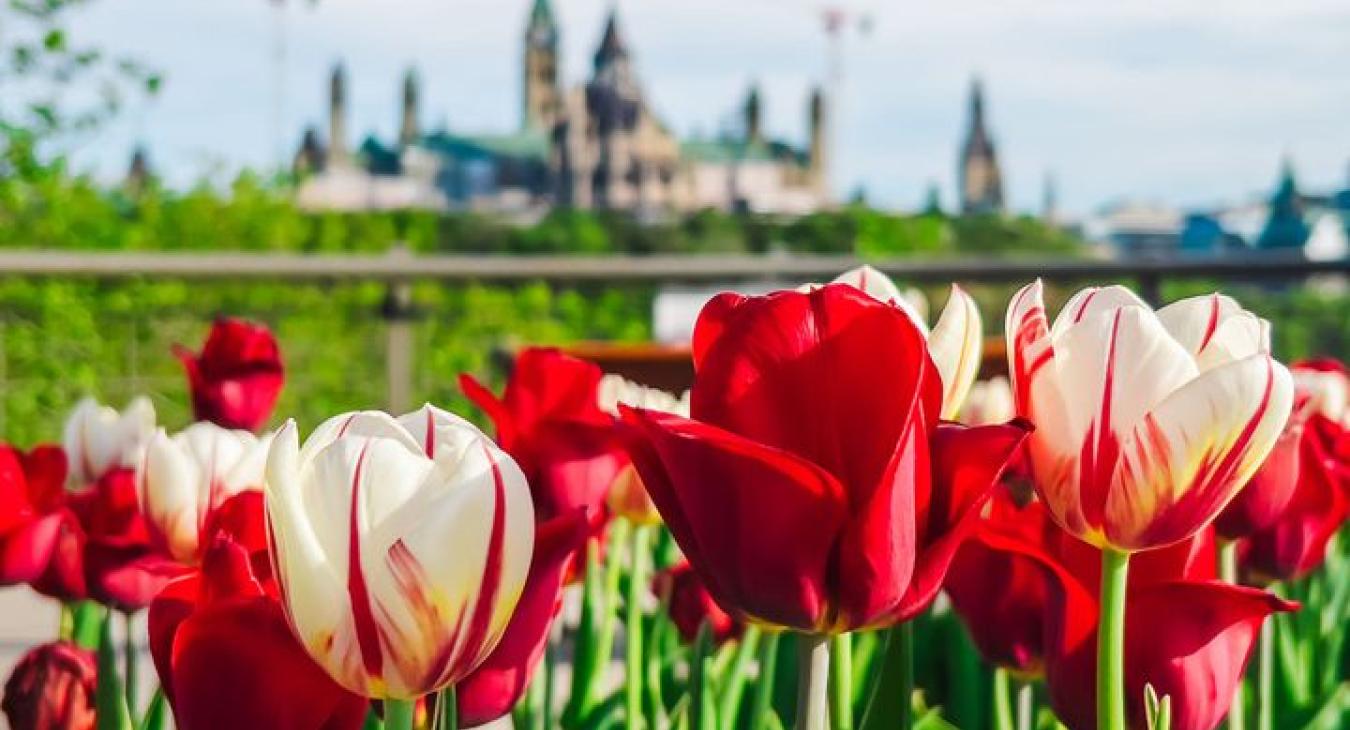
[136,689,167,730]
[95,610,133,730]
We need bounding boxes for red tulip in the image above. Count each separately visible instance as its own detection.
[455,510,589,727]
[175,317,285,432]
[1,641,96,730]
[1214,406,1305,539]
[148,536,368,730]
[620,284,1029,633]
[461,348,627,529]
[0,445,85,600]
[653,561,741,645]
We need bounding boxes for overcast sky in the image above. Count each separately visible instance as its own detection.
[65,0,1350,216]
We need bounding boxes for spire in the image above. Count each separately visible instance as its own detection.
[1257,156,1309,249]
[529,0,556,30]
[969,78,985,128]
[744,83,762,144]
[328,61,349,166]
[124,144,151,196]
[526,0,558,50]
[400,67,420,147]
[959,75,1003,215]
[808,86,828,194]
[594,8,628,70]
[1042,171,1058,223]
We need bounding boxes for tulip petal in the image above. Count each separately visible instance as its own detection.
[1156,293,1270,370]
[692,284,939,501]
[619,406,848,631]
[1106,355,1294,549]
[457,510,589,727]
[927,284,983,419]
[1241,427,1350,581]
[829,265,930,335]
[1048,284,1149,340]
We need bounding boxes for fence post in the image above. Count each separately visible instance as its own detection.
[382,245,417,413]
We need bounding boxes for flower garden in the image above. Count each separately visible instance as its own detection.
[0,263,1345,730]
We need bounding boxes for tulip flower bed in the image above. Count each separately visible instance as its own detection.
[0,268,1347,730]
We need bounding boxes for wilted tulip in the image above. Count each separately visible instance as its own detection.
[175,317,285,432]
[149,536,368,730]
[822,266,983,418]
[461,348,627,528]
[63,396,155,486]
[621,284,1028,633]
[455,510,588,727]
[265,405,535,700]
[653,561,741,645]
[1,641,96,730]
[139,422,272,563]
[0,445,84,599]
[1006,283,1294,552]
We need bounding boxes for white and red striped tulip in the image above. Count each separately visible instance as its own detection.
[828,265,983,418]
[63,396,156,486]
[1005,282,1294,552]
[264,405,534,700]
[139,422,272,563]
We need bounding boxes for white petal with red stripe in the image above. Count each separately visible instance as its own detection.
[928,284,983,419]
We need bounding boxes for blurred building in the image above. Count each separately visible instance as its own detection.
[958,79,1004,215]
[294,2,829,216]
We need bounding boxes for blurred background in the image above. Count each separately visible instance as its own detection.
[0,0,1346,439]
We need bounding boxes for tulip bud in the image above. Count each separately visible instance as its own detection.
[1006,283,1294,552]
[1,641,96,730]
[140,422,272,563]
[653,562,741,645]
[62,397,156,486]
[175,318,285,432]
[265,405,535,700]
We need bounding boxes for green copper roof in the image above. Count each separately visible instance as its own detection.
[680,136,807,165]
[418,129,550,162]
[530,0,555,28]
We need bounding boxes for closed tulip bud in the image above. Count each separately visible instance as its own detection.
[140,423,273,564]
[824,266,983,418]
[175,318,285,432]
[265,405,535,700]
[1006,283,1294,552]
[62,396,156,486]
[653,561,741,645]
[1,641,96,730]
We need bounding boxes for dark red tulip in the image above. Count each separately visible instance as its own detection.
[1215,413,1304,539]
[619,285,1029,633]
[68,468,189,611]
[148,536,367,730]
[1,641,96,730]
[0,445,86,601]
[945,490,1054,675]
[653,561,741,645]
[454,510,589,727]
[460,347,627,529]
[175,317,284,432]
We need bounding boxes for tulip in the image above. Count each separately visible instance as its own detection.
[597,374,687,526]
[1,641,96,730]
[0,445,85,599]
[653,561,741,645]
[175,317,285,432]
[149,536,368,730]
[824,266,984,418]
[620,284,1027,633]
[455,509,589,727]
[959,376,1016,426]
[1006,284,1294,552]
[461,348,628,529]
[63,396,155,486]
[139,422,272,563]
[264,405,535,701]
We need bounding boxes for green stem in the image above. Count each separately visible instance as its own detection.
[795,634,830,730]
[1219,541,1246,730]
[59,603,74,641]
[1097,548,1131,730]
[830,633,854,730]
[993,668,1014,730]
[1257,620,1273,730]
[750,632,781,730]
[627,524,651,730]
[384,698,415,730]
[718,626,762,730]
[543,638,557,730]
[691,623,714,730]
[123,612,138,719]
[1015,679,1034,730]
[859,623,914,730]
[434,685,458,730]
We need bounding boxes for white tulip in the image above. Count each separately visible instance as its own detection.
[63,396,156,485]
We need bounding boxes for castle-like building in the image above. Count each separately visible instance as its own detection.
[295,1,829,216]
[957,79,1004,215]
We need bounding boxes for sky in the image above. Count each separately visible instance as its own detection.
[63,0,1350,217]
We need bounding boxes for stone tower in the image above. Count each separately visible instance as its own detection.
[523,0,560,131]
[328,62,350,167]
[808,86,828,195]
[958,78,1004,215]
[400,68,420,147]
[744,84,762,144]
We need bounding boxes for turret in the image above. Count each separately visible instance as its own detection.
[522,0,560,130]
[400,68,420,147]
[744,84,762,144]
[328,62,349,166]
[808,86,827,194]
